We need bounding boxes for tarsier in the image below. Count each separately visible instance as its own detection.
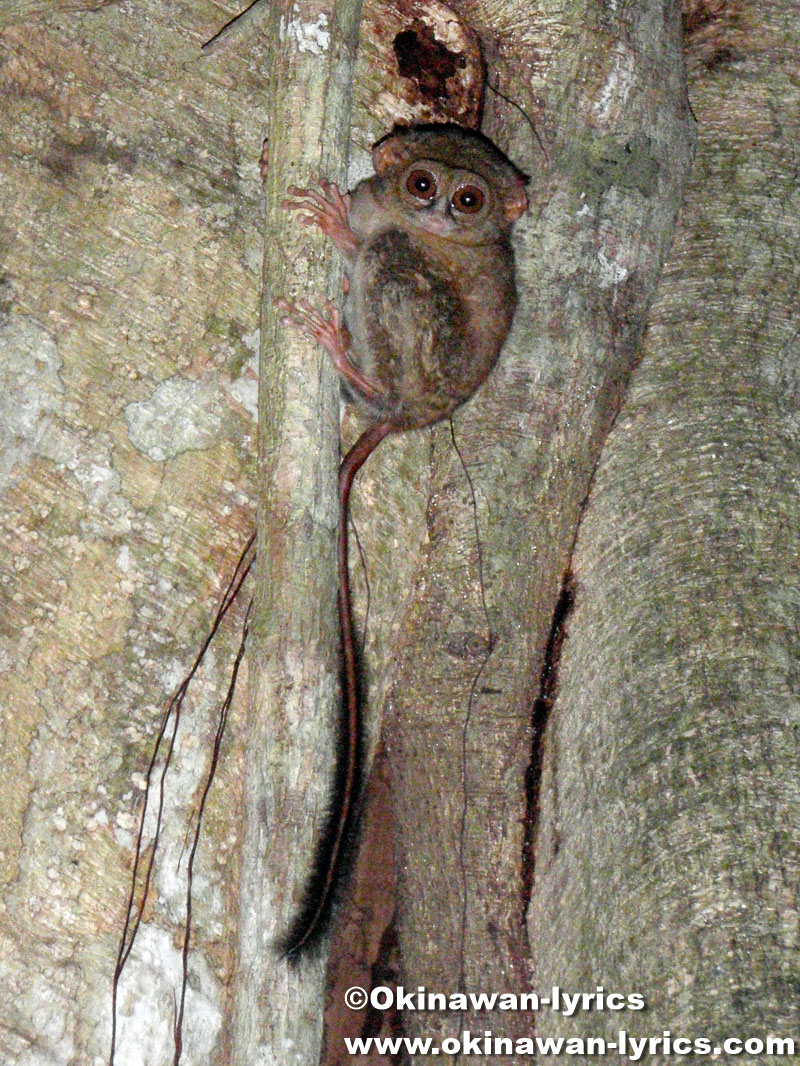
[277,123,528,956]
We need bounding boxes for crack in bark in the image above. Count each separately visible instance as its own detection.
[521,570,576,917]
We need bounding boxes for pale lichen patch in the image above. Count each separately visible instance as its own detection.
[594,42,636,125]
[111,925,222,1066]
[279,5,330,54]
[0,316,64,491]
[123,375,227,462]
[224,329,259,421]
[597,250,629,287]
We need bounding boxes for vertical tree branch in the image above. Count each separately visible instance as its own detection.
[232,1,362,1062]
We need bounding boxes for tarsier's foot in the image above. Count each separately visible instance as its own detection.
[259,139,269,182]
[281,179,358,259]
[275,297,381,403]
[275,297,348,358]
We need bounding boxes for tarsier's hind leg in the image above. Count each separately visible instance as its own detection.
[275,297,383,406]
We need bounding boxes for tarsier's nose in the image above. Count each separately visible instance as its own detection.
[423,197,454,232]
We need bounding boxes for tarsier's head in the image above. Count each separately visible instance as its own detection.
[371,124,529,246]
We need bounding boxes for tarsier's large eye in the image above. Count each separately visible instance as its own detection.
[406,169,437,201]
[451,184,485,214]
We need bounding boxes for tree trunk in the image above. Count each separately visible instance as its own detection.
[528,0,800,1050]
[0,3,264,1063]
[348,0,694,1057]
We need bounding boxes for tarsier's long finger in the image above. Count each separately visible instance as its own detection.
[281,201,327,223]
[282,306,319,327]
[282,202,340,234]
[274,297,305,323]
[281,202,328,228]
[318,180,349,216]
[274,297,310,314]
[274,296,329,337]
[283,185,330,209]
[285,182,341,209]
[282,177,357,259]
[284,182,349,227]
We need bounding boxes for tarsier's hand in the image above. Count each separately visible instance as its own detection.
[281,179,359,259]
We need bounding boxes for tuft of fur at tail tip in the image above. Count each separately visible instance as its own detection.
[275,684,365,963]
[275,785,363,963]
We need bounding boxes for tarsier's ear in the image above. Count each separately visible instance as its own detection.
[372,129,413,175]
[504,181,529,222]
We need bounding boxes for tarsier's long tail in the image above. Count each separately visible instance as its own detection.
[281,419,394,959]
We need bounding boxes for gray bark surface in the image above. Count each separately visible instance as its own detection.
[528,0,800,1053]
[233,0,362,1063]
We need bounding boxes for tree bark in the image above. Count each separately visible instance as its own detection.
[0,3,264,1063]
[528,0,800,1050]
